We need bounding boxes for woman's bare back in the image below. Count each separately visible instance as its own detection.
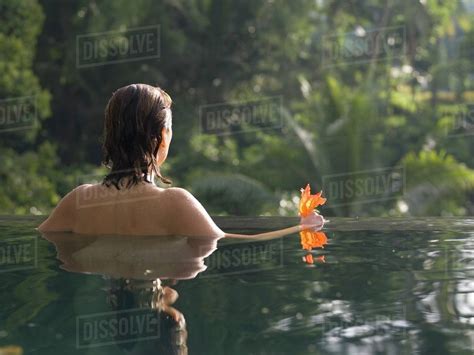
[39,183,225,238]
[74,183,169,235]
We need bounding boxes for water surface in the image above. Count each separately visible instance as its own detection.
[0,216,473,354]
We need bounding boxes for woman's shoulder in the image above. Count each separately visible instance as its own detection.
[162,186,191,198]
[161,187,200,207]
[159,187,224,237]
[37,185,83,232]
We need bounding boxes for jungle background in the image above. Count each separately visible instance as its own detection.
[0,0,473,217]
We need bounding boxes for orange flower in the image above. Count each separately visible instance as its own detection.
[302,254,325,265]
[299,184,326,217]
[300,230,328,251]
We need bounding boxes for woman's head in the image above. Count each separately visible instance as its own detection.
[102,83,173,189]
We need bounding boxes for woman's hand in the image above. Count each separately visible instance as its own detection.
[300,211,325,231]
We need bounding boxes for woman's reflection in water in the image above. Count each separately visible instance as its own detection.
[42,232,219,355]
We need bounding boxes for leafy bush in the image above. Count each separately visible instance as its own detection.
[190,173,277,216]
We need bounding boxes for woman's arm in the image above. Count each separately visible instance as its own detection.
[224,213,325,240]
[224,225,303,241]
[164,188,324,240]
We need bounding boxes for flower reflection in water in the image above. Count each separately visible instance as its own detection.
[300,230,328,265]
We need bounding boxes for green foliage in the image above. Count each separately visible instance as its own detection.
[0,0,57,214]
[402,150,474,216]
[0,142,59,214]
[0,0,51,148]
[190,173,277,216]
[0,0,473,217]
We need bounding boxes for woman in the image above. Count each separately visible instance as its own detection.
[38,84,324,238]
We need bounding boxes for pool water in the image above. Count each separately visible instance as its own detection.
[0,216,473,354]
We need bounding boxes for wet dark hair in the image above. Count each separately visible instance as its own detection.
[102,83,172,189]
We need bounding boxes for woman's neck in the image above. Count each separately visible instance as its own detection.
[110,172,156,188]
[145,171,157,186]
